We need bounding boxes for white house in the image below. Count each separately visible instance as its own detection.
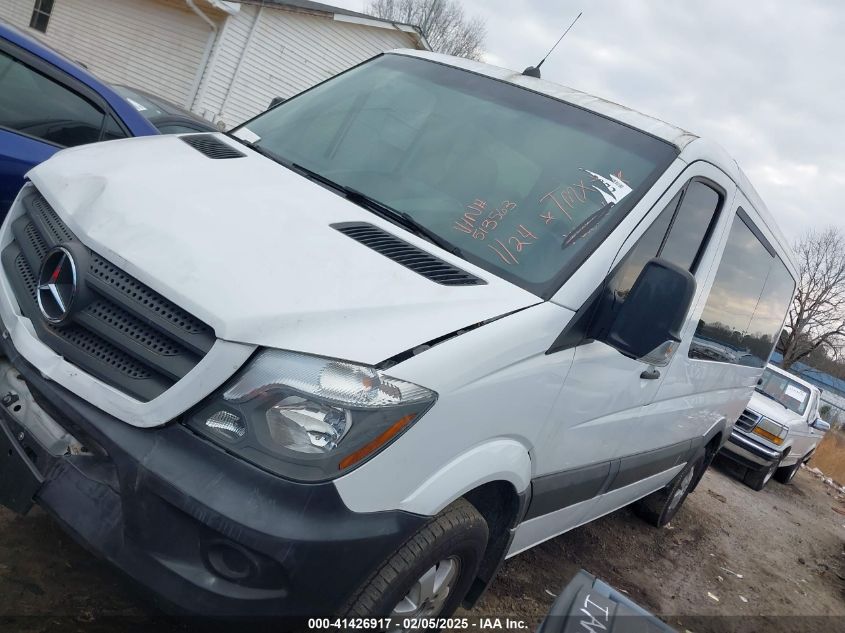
[0,0,428,128]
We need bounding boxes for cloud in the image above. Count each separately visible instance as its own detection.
[337,0,844,240]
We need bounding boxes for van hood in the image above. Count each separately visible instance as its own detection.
[28,134,541,365]
[747,391,804,426]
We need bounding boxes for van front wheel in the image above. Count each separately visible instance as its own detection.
[634,448,705,528]
[341,498,488,623]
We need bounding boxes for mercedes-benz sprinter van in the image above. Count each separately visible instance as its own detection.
[0,50,797,621]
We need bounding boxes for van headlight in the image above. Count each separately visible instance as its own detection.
[185,349,436,481]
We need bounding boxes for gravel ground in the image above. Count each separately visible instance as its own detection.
[473,459,845,632]
[1,459,843,632]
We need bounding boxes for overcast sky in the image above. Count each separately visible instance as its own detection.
[337,0,843,241]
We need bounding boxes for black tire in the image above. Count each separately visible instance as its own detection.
[774,458,802,484]
[743,458,780,491]
[634,447,705,527]
[688,442,719,493]
[341,498,488,622]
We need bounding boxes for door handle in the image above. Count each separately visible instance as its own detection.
[640,367,660,380]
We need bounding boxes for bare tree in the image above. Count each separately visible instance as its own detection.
[780,227,845,370]
[367,0,486,60]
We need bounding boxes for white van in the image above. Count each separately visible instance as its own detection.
[721,363,830,490]
[0,50,797,620]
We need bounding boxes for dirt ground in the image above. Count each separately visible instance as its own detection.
[473,458,845,632]
[1,459,843,632]
[811,430,845,483]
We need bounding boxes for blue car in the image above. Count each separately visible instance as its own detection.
[0,21,158,214]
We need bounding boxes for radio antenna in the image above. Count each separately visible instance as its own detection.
[523,12,582,78]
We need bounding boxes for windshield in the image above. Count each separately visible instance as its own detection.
[756,368,812,416]
[234,54,676,296]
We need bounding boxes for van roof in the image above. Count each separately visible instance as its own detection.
[392,50,698,148]
[766,363,820,394]
[390,50,797,277]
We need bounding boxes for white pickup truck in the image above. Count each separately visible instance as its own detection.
[721,364,830,490]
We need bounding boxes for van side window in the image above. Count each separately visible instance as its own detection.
[607,190,680,301]
[611,181,722,302]
[555,178,724,351]
[659,182,721,271]
[585,180,722,341]
[743,254,795,365]
[690,212,796,367]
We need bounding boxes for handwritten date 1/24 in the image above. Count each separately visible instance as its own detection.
[488,224,538,265]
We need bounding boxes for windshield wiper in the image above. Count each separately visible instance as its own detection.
[344,187,464,258]
[223,144,465,257]
[286,163,464,258]
[288,161,343,191]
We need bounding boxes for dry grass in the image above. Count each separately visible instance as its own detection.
[809,428,845,482]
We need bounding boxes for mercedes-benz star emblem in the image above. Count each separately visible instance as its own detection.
[37,246,78,324]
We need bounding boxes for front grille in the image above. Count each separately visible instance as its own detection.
[735,409,761,433]
[1,190,215,401]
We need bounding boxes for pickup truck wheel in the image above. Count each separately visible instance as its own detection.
[341,498,488,623]
[743,458,780,491]
[774,459,802,484]
[634,447,705,528]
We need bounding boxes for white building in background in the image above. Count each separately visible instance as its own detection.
[0,0,428,128]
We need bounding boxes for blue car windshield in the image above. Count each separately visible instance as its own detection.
[234,54,677,297]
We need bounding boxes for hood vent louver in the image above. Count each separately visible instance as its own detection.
[333,222,485,286]
[180,134,245,159]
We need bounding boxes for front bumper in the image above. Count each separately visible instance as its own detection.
[720,429,782,470]
[0,333,427,617]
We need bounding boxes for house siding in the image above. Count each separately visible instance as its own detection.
[0,0,216,108]
[0,0,32,26]
[3,1,422,127]
[198,6,418,127]
[193,3,259,122]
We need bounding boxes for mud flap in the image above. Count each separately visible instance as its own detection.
[0,418,43,514]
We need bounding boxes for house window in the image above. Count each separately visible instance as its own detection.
[29,0,55,33]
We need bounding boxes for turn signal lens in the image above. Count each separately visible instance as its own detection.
[338,414,416,471]
[752,426,784,445]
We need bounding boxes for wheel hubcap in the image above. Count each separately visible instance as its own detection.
[668,467,695,513]
[392,557,461,622]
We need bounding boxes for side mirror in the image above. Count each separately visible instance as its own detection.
[604,259,696,366]
[269,96,286,108]
[811,418,830,432]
